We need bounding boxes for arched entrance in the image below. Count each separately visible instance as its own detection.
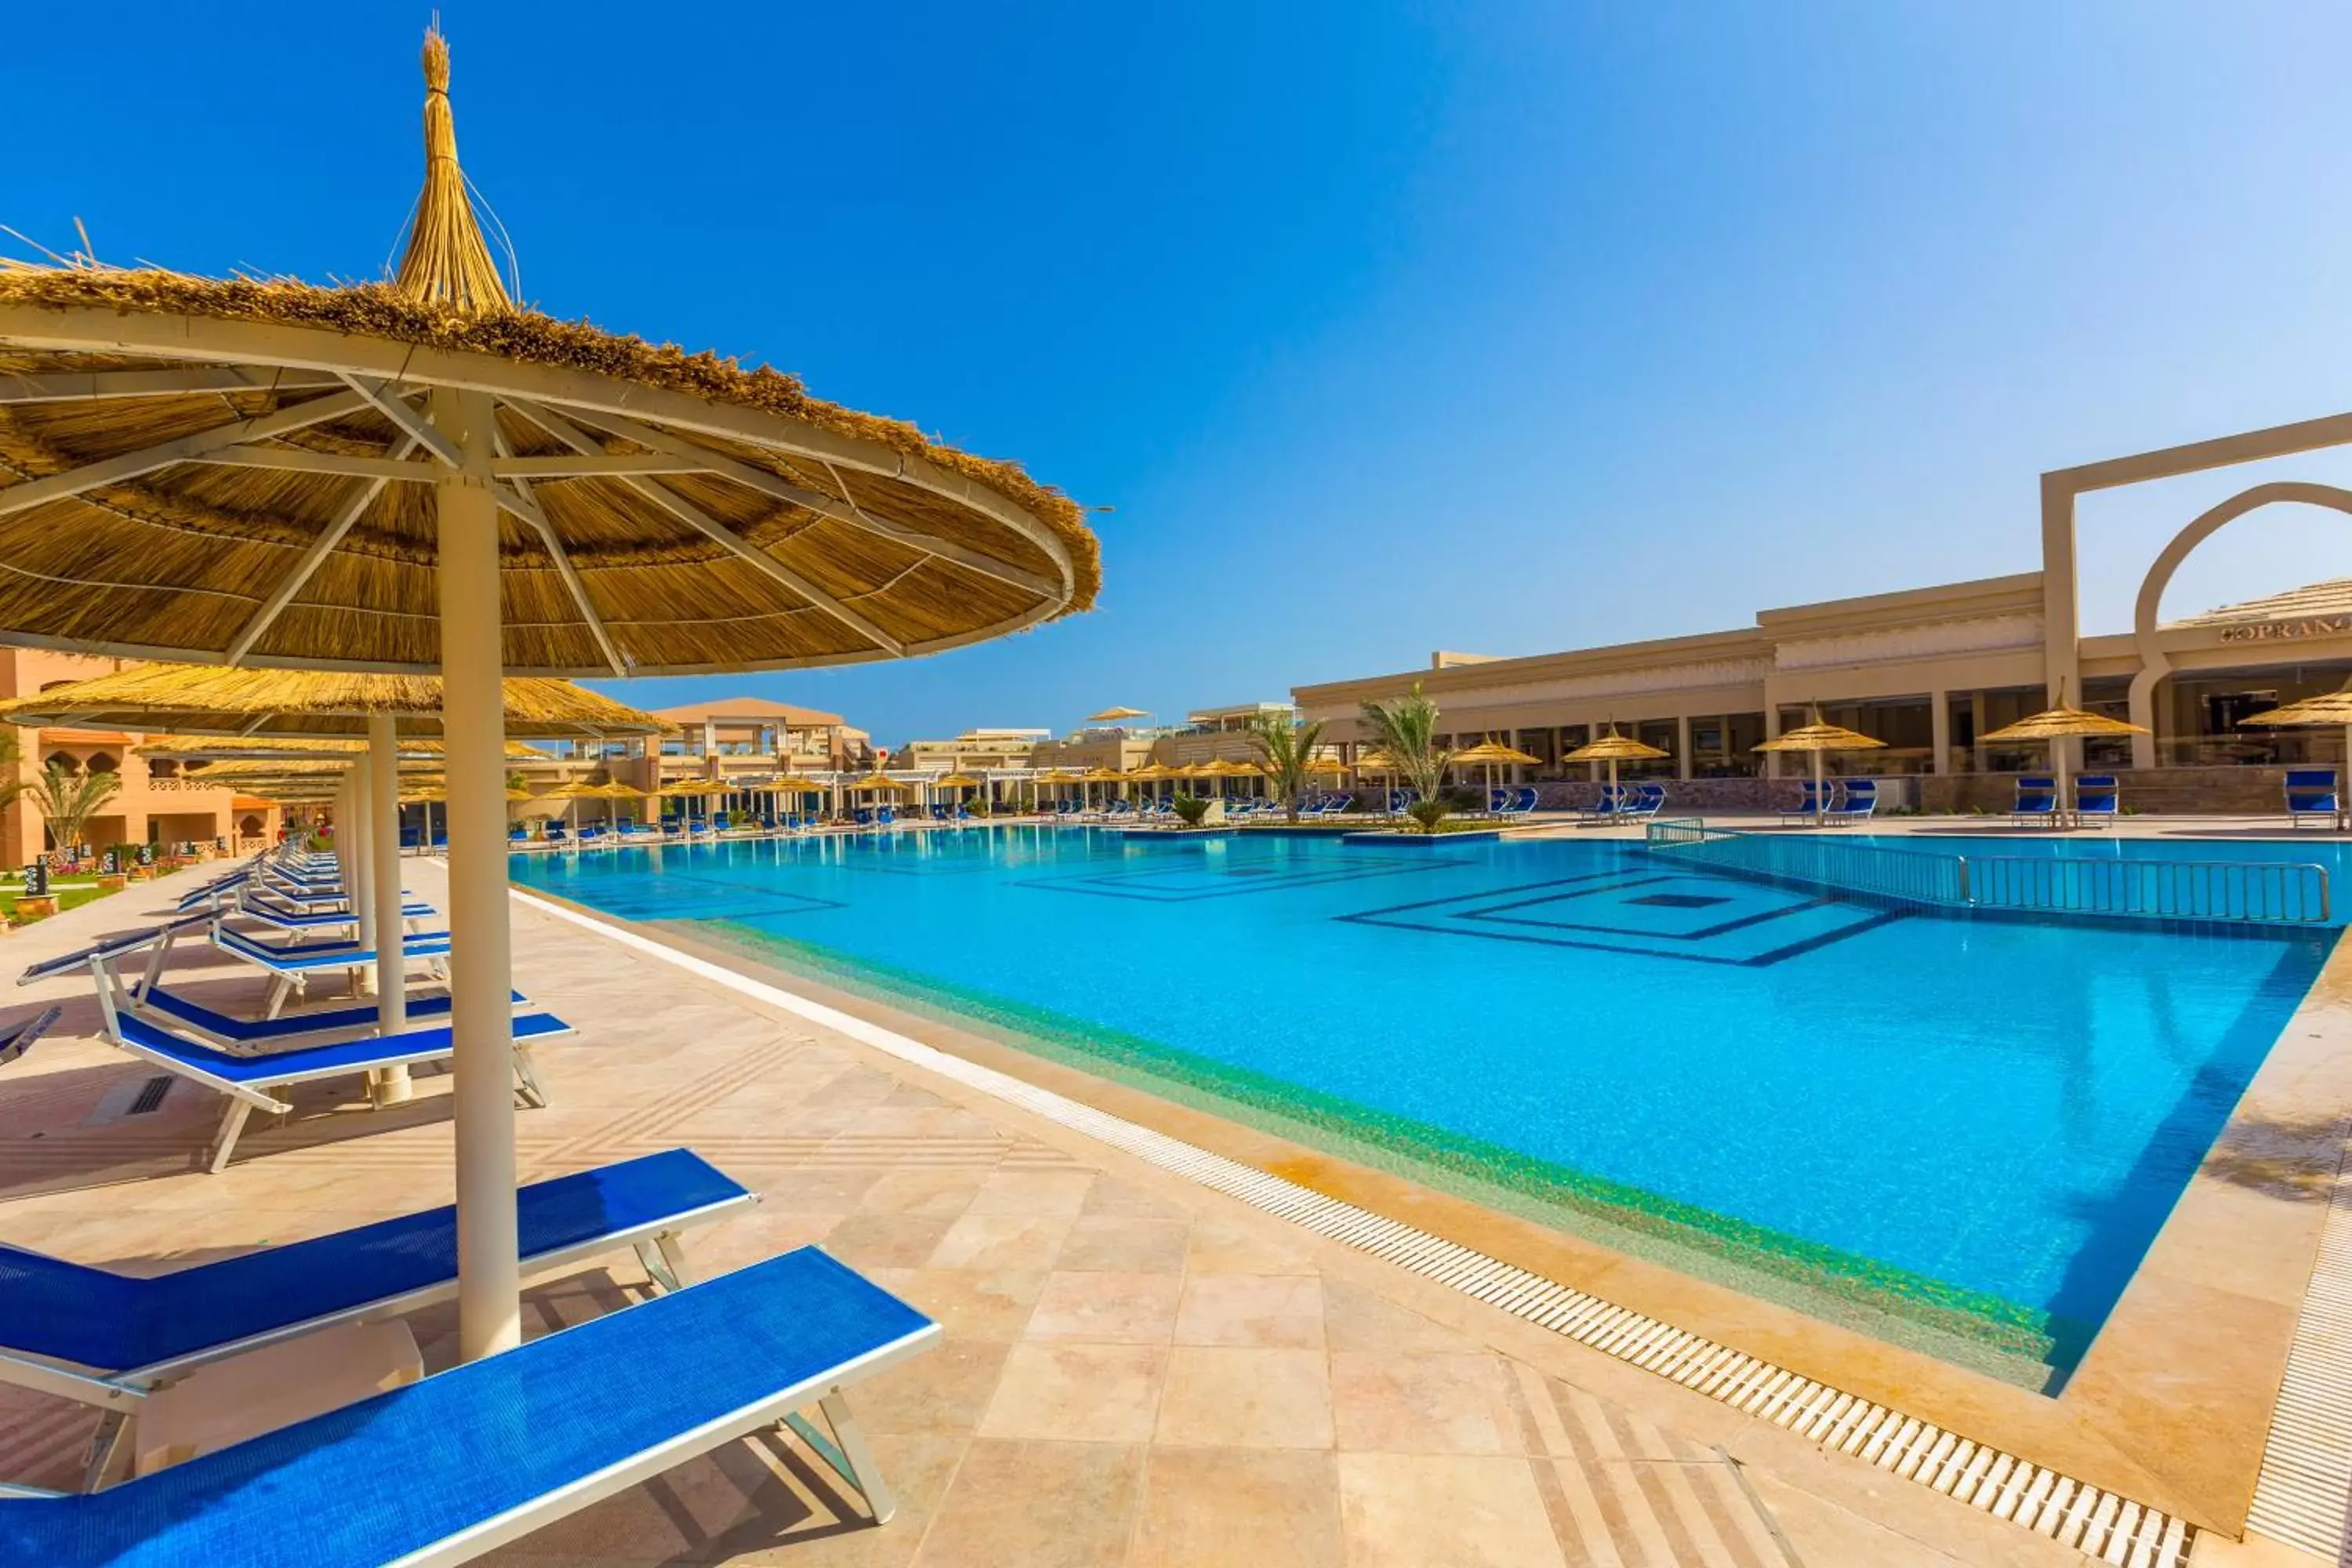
[2126,481,2352,769]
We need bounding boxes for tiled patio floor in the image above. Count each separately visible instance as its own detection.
[0,859,2099,1566]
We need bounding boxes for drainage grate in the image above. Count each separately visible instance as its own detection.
[516,886,2196,1568]
[126,1076,172,1116]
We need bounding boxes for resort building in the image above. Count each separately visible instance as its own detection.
[0,650,281,865]
[1295,415,2352,811]
[898,728,1051,771]
[1026,702,1307,776]
[537,696,871,787]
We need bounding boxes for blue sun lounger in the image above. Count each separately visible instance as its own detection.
[94,983,569,1173]
[2012,775,2059,826]
[133,979,533,1050]
[1780,779,1831,825]
[0,1246,935,1563]
[0,1006,60,1068]
[212,924,453,1016]
[0,1149,754,1490]
[2285,768,2342,829]
[1824,777,1878,826]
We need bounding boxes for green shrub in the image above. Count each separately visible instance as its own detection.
[1171,795,1213,827]
[1405,799,1452,834]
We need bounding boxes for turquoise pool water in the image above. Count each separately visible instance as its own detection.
[510,826,2334,1386]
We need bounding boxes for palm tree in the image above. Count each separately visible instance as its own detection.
[1357,682,1455,833]
[0,731,24,819]
[26,761,121,858]
[1243,713,1329,823]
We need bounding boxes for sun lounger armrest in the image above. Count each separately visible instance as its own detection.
[0,1350,144,1413]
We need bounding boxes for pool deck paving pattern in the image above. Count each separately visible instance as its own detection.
[0,829,2340,1564]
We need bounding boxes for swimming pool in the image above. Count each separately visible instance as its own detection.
[510,826,2335,1388]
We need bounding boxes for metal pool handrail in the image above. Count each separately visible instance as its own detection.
[1643,818,2332,926]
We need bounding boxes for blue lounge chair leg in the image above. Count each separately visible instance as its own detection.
[207,1101,253,1174]
[513,1047,548,1110]
[84,1410,130,1493]
[789,1389,897,1523]
[632,1232,691,1294]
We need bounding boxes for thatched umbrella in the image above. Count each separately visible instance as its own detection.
[1450,739,1541,797]
[1978,685,2147,826]
[1087,707,1149,724]
[1753,716,1886,827]
[1563,728,1671,804]
[2241,691,2352,804]
[0,27,1098,1362]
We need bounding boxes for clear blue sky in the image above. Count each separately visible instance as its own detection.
[18,5,2352,747]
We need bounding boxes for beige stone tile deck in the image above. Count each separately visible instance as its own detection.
[0,859,2094,1565]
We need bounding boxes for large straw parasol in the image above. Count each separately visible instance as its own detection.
[1754,716,1886,827]
[1087,707,1149,724]
[1978,684,2147,826]
[0,665,668,742]
[1450,739,1541,797]
[2241,691,2352,802]
[0,27,1102,1363]
[1563,728,1671,805]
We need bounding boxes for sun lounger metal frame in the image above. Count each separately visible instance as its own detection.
[89,954,564,1173]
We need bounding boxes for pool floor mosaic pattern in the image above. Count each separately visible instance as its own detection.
[510,826,2329,1381]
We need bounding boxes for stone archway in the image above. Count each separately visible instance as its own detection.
[2126,481,2352,768]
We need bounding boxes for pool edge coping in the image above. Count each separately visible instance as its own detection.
[501,873,2338,1563]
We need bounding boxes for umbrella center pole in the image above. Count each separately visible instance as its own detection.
[368,713,412,1103]
[436,387,521,1362]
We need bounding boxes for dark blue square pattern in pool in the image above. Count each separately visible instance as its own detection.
[1339,872,1900,965]
[509,825,2336,1381]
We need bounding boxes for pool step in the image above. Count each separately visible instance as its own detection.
[519,885,2199,1568]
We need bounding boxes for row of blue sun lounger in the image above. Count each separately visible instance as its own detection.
[0,848,941,1562]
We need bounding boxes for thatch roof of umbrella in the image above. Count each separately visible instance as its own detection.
[1305,755,1348,773]
[1754,723,1886,754]
[0,662,667,739]
[136,735,546,760]
[0,28,1098,677]
[1082,765,1128,781]
[1451,740,1541,766]
[1978,706,2147,742]
[654,779,717,797]
[1563,728,1670,763]
[2240,692,2352,728]
[849,771,906,792]
[1125,763,1174,780]
[769,774,827,791]
[932,771,982,788]
[1353,751,1397,773]
[1033,768,1083,783]
[189,756,440,781]
[1087,707,1149,723]
[1205,758,1264,775]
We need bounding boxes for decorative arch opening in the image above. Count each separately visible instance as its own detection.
[2127,481,2352,767]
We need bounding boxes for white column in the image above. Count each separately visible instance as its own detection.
[350,763,376,982]
[436,386,520,1363]
[368,715,412,1102]
[1675,715,1693,782]
[1929,691,1951,777]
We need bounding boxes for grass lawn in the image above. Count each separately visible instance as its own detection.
[0,877,111,923]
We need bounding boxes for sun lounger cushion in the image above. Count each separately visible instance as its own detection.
[0,1149,748,1377]
[112,1009,568,1089]
[0,1247,934,1568]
